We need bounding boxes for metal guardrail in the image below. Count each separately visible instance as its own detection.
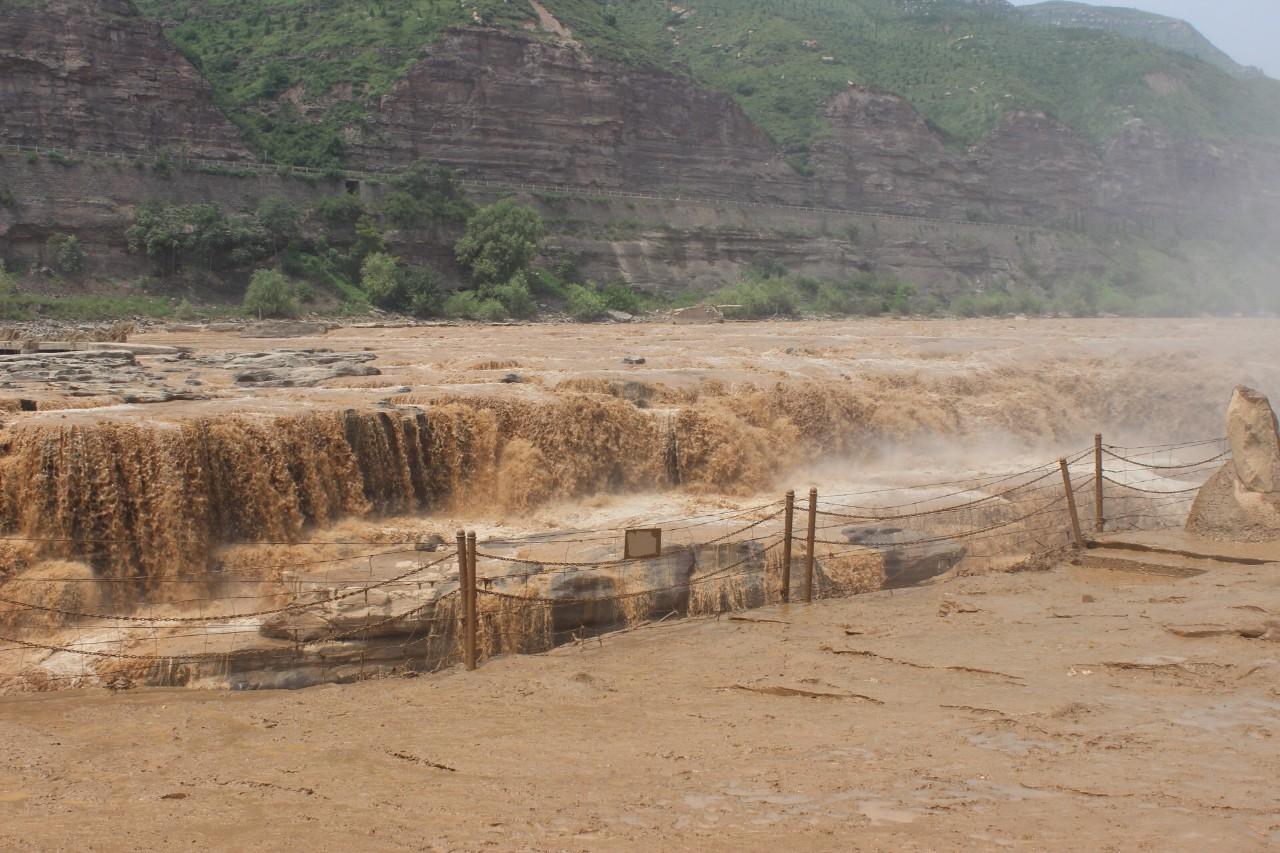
[0,142,1041,233]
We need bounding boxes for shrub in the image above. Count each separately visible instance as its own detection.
[443,290,483,320]
[565,283,608,321]
[455,199,545,286]
[443,290,506,321]
[0,261,18,295]
[398,265,443,318]
[382,191,426,229]
[383,161,473,228]
[714,276,800,319]
[312,194,366,227]
[46,234,85,276]
[475,297,509,323]
[242,269,298,318]
[47,150,79,168]
[0,186,14,208]
[490,273,537,320]
[258,197,302,252]
[529,268,569,299]
[283,249,369,307]
[173,298,200,321]
[598,280,645,315]
[811,274,916,316]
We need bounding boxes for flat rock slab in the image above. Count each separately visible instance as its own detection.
[240,321,334,338]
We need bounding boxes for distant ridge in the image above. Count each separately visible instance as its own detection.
[1019,1,1262,78]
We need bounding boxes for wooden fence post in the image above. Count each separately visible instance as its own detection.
[455,531,470,669]
[464,531,478,671]
[1094,433,1105,533]
[1059,459,1085,548]
[804,487,817,603]
[781,490,795,604]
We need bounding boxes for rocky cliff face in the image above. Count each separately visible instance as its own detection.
[811,86,1280,238]
[0,0,249,159]
[353,29,799,203]
[0,12,1276,298]
[353,28,1279,241]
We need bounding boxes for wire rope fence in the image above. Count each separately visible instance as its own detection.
[0,435,1227,691]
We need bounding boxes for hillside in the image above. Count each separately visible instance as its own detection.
[132,0,1280,167]
[2,0,1279,321]
[1019,1,1259,78]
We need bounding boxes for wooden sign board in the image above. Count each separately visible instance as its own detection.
[624,528,662,559]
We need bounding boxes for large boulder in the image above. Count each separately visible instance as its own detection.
[1227,386,1280,493]
[1187,386,1280,542]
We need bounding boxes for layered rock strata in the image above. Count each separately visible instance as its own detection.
[0,0,250,159]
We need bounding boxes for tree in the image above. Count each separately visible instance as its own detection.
[126,203,269,275]
[359,252,400,305]
[242,269,298,318]
[454,199,545,286]
[258,197,301,253]
[359,251,443,316]
[46,234,85,276]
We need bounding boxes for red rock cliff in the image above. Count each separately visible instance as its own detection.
[0,0,250,159]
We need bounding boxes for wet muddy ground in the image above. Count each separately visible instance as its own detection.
[2,551,1277,851]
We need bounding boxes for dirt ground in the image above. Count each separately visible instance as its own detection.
[2,549,1277,852]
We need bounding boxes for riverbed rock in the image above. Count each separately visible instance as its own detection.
[239,320,332,339]
[840,525,967,589]
[221,350,381,387]
[259,583,456,642]
[1187,386,1280,542]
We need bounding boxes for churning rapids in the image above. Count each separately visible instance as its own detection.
[0,317,1276,689]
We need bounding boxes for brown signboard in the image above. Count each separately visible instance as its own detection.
[624,528,662,559]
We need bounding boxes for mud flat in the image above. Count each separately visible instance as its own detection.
[0,547,1277,850]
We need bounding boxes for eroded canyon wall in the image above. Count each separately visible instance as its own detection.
[0,5,1277,291]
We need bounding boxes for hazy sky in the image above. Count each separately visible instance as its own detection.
[1009,1,1278,77]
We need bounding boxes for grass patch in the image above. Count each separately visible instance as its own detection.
[0,293,176,322]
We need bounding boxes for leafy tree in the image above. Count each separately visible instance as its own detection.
[454,199,545,286]
[359,251,400,305]
[242,268,299,318]
[358,251,443,315]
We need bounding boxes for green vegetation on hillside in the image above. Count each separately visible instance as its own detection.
[1019,2,1254,78]
[578,0,1280,159]
[133,0,535,166]
[133,0,1280,168]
